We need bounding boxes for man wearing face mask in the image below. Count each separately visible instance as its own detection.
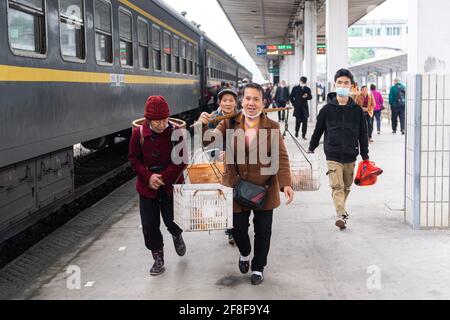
[308,69,369,230]
[274,80,290,121]
[290,76,313,139]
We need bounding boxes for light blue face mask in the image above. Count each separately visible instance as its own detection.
[336,87,350,97]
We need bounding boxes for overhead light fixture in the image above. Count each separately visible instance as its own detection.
[254,35,285,39]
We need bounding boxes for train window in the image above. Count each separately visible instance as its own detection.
[173,36,180,73]
[187,43,193,75]
[193,46,197,76]
[94,0,113,64]
[152,26,161,71]
[138,19,149,69]
[119,9,133,67]
[181,40,187,74]
[59,0,86,61]
[163,31,172,72]
[7,0,47,56]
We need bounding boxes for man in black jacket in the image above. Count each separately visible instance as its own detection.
[274,80,290,121]
[308,69,369,230]
[290,76,313,139]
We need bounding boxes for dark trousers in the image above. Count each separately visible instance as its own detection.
[391,106,405,132]
[233,210,273,272]
[295,117,308,137]
[374,110,382,132]
[366,113,374,138]
[276,101,286,121]
[139,192,182,251]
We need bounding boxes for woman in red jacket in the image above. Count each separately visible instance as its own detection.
[128,96,187,276]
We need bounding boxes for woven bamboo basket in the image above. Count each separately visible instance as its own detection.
[187,162,224,184]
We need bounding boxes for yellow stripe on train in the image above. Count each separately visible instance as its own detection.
[0,65,198,85]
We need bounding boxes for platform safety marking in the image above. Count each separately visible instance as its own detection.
[118,247,127,251]
[84,281,96,287]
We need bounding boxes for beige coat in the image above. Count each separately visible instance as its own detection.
[205,112,292,213]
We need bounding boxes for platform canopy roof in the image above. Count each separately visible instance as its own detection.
[217,0,386,79]
[349,52,407,77]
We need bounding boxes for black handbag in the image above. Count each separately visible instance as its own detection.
[233,164,271,210]
[229,117,271,210]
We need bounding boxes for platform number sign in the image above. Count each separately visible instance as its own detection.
[256,45,267,56]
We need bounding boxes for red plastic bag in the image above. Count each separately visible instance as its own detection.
[354,160,383,186]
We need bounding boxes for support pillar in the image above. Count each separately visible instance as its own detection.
[288,55,297,89]
[405,0,450,229]
[294,23,304,84]
[326,0,348,91]
[304,0,318,120]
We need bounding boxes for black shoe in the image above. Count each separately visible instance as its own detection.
[251,272,264,285]
[302,135,307,141]
[225,229,235,245]
[172,233,186,256]
[228,233,235,246]
[295,132,299,138]
[401,130,405,135]
[150,248,165,276]
[392,130,397,134]
[239,257,250,274]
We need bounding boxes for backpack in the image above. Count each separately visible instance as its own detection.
[139,121,180,147]
[138,123,180,173]
[396,84,406,107]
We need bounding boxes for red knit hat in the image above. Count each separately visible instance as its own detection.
[144,96,170,120]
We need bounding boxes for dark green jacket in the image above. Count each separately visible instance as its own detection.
[389,83,406,107]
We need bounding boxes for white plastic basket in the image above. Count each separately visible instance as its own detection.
[173,183,233,232]
[290,153,321,191]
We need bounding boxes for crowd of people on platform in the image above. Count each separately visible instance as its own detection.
[260,76,406,143]
[128,68,406,286]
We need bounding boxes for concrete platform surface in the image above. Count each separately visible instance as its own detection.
[2,114,450,300]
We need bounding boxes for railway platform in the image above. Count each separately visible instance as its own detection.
[1,115,450,300]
